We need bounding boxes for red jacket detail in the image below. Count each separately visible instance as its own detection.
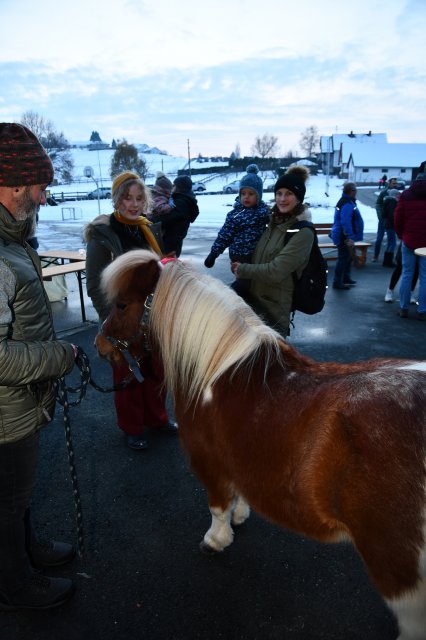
[394,179,426,250]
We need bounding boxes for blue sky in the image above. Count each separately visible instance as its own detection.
[1,0,425,157]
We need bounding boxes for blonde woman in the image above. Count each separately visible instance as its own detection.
[84,172,177,450]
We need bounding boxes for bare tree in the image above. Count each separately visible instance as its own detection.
[20,111,74,183]
[251,134,279,158]
[299,126,319,157]
[21,110,47,140]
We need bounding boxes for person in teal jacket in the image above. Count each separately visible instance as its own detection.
[331,182,364,290]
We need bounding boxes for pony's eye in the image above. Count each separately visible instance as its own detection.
[116,302,127,311]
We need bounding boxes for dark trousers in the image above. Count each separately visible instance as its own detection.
[0,431,39,594]
[333,242,353,286]
[389,242,419,291]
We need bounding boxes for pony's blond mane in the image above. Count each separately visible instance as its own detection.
[150,260,284,406]
[101,249,159,303]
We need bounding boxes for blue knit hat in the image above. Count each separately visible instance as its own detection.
[239,164,263,202]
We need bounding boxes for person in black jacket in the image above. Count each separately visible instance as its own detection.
[159,176,199,257]
[380,188,399,267]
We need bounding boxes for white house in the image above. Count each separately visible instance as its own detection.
[320,132,387,174]
[346,143,426,184]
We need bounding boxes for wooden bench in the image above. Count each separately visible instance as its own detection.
[313,223,371,267]
[41,260,87,322]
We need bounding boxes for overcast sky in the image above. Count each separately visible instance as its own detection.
[1,0,424,157]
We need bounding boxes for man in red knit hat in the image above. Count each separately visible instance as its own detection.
[0,123,77,610]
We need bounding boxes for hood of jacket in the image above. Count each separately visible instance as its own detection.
[83,214,111,243]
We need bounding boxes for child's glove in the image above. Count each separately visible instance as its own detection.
[204,253,216,268]
[168,197,176,208]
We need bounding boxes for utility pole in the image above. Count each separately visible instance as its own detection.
[187,139,191,177]
[325,135,331,197]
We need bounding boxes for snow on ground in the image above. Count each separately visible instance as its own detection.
[38,147,378,251]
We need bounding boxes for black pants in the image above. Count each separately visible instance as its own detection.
[334,242,352,285]
[389,242,419,291]
[0,431,39,594]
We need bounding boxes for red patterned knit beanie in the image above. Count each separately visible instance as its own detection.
[0,123,54,187]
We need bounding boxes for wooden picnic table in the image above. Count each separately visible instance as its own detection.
[38,249,86,263]
[41,256,87,323]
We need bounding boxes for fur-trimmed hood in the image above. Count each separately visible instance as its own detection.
[83,214,111,243]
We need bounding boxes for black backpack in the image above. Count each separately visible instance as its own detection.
[284,221,328,315]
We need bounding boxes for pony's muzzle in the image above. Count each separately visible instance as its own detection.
[95,333,121,363]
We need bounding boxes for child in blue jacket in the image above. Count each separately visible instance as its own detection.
[204,164,269,297]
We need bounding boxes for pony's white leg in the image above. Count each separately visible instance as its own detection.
[231,495,250,526]
[387,539,426,640]
[387,583,426,640]
[201,505,234,553]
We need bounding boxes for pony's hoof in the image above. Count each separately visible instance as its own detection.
[199,540,220,555]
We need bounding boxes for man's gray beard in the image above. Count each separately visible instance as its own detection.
[14,187,39,237]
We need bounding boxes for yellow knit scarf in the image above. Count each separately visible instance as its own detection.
[113,211,163,257]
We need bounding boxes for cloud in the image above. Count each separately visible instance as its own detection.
[0,0,424,155]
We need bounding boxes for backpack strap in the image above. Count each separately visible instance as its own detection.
[284,221,318,314]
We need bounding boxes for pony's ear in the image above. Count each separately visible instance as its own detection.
[122,259,161,300]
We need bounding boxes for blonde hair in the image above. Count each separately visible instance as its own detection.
[112,172,152,214]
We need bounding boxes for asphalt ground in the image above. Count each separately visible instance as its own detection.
[2,197,424,640]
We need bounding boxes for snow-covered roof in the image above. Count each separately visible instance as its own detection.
[339,138,392,163]
[320,132,387,153]
[348,143,426,168]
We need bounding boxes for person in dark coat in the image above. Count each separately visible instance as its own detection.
[374,176,398,261]
[0,123,77,611]
[381,188,399,267]
[84,171,177,450]
[394,169,426,319]
[160,176,199,257]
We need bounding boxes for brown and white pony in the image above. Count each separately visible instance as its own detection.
[96,249,426,640]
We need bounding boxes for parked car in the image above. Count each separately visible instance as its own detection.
[395,179,406,190]
[263,180,276,192]
[192,181,206,192]
[87,187,111,200]
[222,180,240,194]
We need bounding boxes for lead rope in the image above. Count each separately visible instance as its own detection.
[55,346,138,557]
[55,347,90,558]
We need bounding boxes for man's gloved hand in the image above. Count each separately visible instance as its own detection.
[204,253,216,268]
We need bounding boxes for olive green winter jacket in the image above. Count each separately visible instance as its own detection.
[0,203,75,444]
[237,208,314,336]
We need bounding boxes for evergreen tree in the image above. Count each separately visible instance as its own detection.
[90,131,102,142]
[110,140,148,180]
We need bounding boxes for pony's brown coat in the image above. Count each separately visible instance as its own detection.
[96,250,426,637]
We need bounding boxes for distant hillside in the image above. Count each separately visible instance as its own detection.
[70,141,168,155]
